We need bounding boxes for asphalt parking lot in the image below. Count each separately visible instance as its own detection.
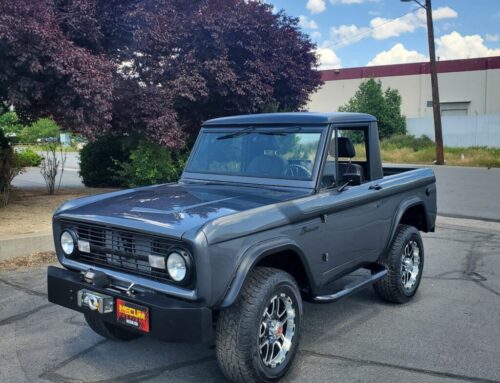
[1,217,499,383]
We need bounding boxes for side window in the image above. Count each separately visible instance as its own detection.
[320,126,369,189]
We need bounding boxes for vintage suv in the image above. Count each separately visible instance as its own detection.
[48,112,436,382]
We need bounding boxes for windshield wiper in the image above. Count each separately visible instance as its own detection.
[261,126,303,136]
[217,126,256,140]
[216,125,303,140]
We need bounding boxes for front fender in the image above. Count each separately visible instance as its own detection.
[218,236,312,309]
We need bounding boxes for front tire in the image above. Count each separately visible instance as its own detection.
[215,267,303,383]
[84,312,142,341]
[373,224,424,303]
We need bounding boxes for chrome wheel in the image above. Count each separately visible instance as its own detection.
[259,293,296,368]
[401,240,421,292]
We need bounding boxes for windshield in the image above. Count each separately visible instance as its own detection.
[186,129,323,180]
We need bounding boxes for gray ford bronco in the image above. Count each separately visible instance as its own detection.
[48,112,436,382]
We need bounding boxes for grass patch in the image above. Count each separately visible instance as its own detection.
[381,146,500,168]
[15,144,80,153]
[354,135,500,168]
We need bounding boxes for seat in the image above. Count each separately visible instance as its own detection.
[246,135,286,177]
[330,137,364,182]
[247,154,286,177]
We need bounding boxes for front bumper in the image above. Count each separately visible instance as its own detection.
[47,266,213,343]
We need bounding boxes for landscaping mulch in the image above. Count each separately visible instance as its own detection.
[0,251,56,271]
[0,187,116,237]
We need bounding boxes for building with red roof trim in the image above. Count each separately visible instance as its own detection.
[307,56,500,147]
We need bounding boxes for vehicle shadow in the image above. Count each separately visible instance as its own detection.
[40,289,389,383]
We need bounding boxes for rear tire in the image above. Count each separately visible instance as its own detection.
[84,312,142,341]
[215,267,303,383]
[373,224,424,304]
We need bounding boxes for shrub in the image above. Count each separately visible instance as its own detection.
[116,140,188,188]
[79,135,134,187]
[17,148,43,167]
[381,134,433,152]
[40,144,67,195]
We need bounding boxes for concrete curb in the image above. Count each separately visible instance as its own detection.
[0,233,54,261]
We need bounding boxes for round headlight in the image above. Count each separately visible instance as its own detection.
[167,252,187,282]
[60,230,75,255]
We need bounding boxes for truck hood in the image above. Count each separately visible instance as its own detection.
[55,182,311,238]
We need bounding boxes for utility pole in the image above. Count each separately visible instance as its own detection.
[401,0,444,164]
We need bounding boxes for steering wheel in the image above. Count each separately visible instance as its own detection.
[284,164,311,179]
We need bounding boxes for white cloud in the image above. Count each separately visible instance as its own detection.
[331,0,366,3]
[330,24,371,46]
[371,7,457,40]
[367,43,427,66]
[307,0,326,14]
[299,15,319,30]
[427,6,458,21]
[436,31,500,60]
[370,16,417,40]
[325,6,458,48]
[485,33,500,42]
[316,48,342,69]
[365,32,500,67]
[311,31,322,40]
[330,0,380,3]
[331,0,380,3]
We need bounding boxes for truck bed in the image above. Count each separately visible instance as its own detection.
[383,166,421,177]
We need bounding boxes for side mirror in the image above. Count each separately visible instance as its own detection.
[343,173,361,186]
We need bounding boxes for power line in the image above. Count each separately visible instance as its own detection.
[323,6,421,49]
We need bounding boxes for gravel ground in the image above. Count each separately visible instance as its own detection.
[0,217,499,383]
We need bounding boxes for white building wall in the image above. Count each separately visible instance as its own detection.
[308,68,500,118]
[407,115,500,147]
[307,67,500,147]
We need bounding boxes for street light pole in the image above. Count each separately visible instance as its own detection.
[402,0,444,164]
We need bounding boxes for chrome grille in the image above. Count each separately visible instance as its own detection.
[63,221,178,283]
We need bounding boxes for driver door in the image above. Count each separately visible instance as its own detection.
[319,126,387,284]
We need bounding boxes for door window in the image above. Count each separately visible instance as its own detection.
[320,127,368,189]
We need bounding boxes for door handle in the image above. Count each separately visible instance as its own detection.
[369,184,382,190]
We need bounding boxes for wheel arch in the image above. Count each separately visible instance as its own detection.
[380,197,429,261]
[218,238,314,309]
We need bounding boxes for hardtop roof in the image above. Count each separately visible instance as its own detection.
[203,112,376,127]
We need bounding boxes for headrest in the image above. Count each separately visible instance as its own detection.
[251,134,279,151]
[329,137,355,158]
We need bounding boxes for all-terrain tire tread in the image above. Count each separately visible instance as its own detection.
[215,267,300,383]
[373,224,422,304]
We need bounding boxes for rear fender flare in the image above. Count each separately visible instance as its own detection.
[379,197,427,260]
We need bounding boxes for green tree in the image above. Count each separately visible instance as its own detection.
[0,111,24,135]
[19,118,60,143]
[339,78,406,140]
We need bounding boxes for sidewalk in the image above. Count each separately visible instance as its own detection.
[0,233,54,261]
[12,152,83,189]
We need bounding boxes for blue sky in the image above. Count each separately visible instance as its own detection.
[268,0,500,69]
